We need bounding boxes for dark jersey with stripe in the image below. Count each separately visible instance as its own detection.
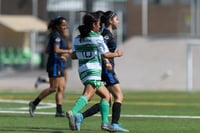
[101,28,117,67]
[46,31,65,77]
[101,28,119,86]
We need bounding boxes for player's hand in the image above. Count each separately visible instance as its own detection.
[116,49,123,57]
[60,55,67,61]
[67,49,72,54]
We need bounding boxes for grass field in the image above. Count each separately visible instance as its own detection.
[1,90,200,133]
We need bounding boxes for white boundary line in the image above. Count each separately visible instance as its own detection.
[0,99,55,110]
[1,99,200,119]
[0,110,55,115]
[95,114,200,119]
[0,110,200,119]
[121,114,200,119]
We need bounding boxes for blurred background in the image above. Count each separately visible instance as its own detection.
[0,0,200,91]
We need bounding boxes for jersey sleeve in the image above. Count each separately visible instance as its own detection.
[103,32,112,44]
[97,35,109,54]
[52,32,62,47]
[54,37,61,46]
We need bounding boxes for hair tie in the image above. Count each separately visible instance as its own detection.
[54,16,62,21]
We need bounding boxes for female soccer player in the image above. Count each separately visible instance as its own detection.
[66,12,123,132]
[29,16,72,117]
[75,11,129,132]
[34,28,72,89]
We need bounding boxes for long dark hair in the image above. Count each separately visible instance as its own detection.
[78,12,101,38]
[101,11,117,27]
[47,16,67,31]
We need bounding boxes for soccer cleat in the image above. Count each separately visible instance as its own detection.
[66,111,76,130]
[101,123,116,132]
[112,123,129,132]
[55,112,66,117]
[75,113,83,131]
[29,102,36,117]
[34,76,42,89]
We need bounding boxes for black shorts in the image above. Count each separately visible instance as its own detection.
[102,68,119,87]
[47,64,64,78]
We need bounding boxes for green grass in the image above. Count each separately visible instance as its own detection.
[1,90,200,133]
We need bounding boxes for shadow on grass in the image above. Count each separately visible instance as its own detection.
[0,127,66,133]
[0,127,102,133]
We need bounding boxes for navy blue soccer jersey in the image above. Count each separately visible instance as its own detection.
[101,28,117,68]
[102,28,117,53]
[101,28,119,86]
[46,31,66,77]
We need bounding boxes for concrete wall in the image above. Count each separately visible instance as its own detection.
[1,36,200,92]
[115,37,200,91]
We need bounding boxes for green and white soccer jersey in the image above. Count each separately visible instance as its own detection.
[73,31,109,84]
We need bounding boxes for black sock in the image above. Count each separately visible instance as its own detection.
[56,104,62,113]
[82,103,100,118]
[33,97,41,106]
[112,102,121,124]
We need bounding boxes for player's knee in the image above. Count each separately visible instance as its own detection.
[103,93,110,101]
[57,87,64,93]
[114,93,124,103]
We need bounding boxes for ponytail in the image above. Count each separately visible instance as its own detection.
[78,12,101,38]
[78,25,90,38]
[47,19,56,30]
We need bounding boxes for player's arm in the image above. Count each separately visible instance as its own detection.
[67,41,72,49]
[103,58,112,71]
[99,35,123,58]
[102,49,123,58]
[60,54,69,61]
[54,45,72,54]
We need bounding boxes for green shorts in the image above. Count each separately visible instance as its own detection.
[84,80,104,89]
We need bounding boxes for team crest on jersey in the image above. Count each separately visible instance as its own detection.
[58,70,61,76]
[55,37,61,42]
[104,35,109,40]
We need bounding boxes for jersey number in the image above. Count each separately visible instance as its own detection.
[82,51,92,58]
